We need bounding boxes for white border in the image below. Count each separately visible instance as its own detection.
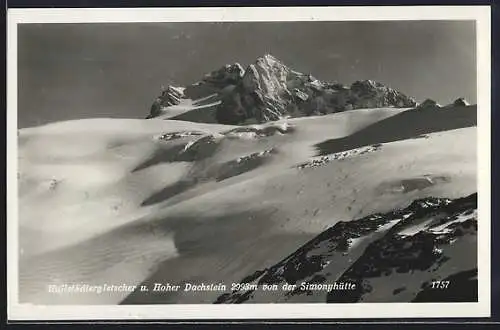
[7,6,491,321]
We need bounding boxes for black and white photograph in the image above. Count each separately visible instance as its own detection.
[7,6,491,320]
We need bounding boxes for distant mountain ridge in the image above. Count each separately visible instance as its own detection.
[149,54,471,124]
[148,54,419,124]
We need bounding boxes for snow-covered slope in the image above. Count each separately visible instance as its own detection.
[17,103,476,305]
[215,193,477,304]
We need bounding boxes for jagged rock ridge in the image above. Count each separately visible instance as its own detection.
[149,54,418,124]
[214,193,477,304]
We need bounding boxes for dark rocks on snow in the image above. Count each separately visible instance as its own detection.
[214,193,477,304]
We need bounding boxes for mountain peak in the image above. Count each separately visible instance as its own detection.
[453,97,469,107]
[256,53,281,63]
[253,54,289,72]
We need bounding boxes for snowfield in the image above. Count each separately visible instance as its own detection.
[17,104,476,304]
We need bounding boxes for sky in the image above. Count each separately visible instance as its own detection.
[17,21,476,128]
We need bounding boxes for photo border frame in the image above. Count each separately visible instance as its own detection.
[4,4,494,323]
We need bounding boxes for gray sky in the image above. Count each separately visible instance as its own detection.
[18,21,476,128]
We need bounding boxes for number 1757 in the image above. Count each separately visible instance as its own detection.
[430,280,450,289]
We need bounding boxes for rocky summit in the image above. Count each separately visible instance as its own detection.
[453,97,470,107]
[148,54,418,124]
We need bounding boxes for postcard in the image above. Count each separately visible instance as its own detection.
[7,5,491,320]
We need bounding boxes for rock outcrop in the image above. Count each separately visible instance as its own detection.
[349,80,418,109]
[452,97,470,107]
[200,63,245,87]
[416,98,441,110]
[147,85,184,118]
